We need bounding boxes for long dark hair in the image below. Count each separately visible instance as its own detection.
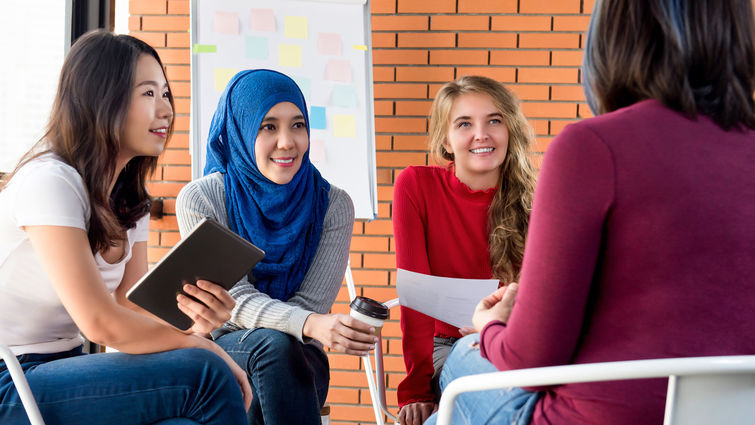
[428,76,536,283]
[583,0,755,130]
[1,30,174,253]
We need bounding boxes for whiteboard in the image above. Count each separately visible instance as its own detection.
[190,0,377,219]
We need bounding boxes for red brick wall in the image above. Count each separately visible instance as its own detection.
[128,1,594,423]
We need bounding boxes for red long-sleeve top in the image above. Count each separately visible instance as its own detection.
[481,100,755,424]
[392,165,496,407]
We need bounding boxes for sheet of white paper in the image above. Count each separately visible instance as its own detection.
[396,268,499,329]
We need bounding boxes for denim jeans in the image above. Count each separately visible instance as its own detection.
[215,328,329,425]
[424,334,539,425]
[0,346,247,425]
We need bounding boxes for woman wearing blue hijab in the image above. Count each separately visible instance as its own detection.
[176,69,375,425]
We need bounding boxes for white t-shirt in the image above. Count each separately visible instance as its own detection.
[0,155,149,355]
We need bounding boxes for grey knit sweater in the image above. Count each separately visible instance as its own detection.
[175,172,354,343]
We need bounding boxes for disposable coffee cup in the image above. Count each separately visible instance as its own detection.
[349,296,389,336]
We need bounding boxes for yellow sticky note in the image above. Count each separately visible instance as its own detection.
[284,16,308,39]
[333,115,356,138]
[353,44,368,51]
[214,68,238,92]
[278,44,303,68]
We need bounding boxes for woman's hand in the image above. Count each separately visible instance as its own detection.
[177,279,236,336]
[303,313,377,356]
[472,283,519,333]
[398,401,438,425]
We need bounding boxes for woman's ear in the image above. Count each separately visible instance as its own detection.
[442,139,453,156]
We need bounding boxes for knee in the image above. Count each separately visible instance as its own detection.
[242,329,300,359]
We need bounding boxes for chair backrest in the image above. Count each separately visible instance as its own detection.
[436,356,755,425]
[0,342,46,425]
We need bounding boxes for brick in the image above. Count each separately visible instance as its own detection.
[130,0,166,14]
[160,231,182,247]
[372,32,396,48]
[372,15,429,31]
[394,101,432,117]
[429,50,488,65]
[172,97,189,115]
[457,32,516,48]
[490,50,550,66]
[330,405,375,422]
[456,67,516,83]
[373,66,395,82]
[375,117,426,133]
[491,16,552,32]
[529,119,549,135]
[372,49,428,65]
[128,16,141,31]
[166,133,189,149]
[155,48,190,65]
[578,103,594,118]
[162,199,177,215]
[363,253,396,269]
[166,32,190,48]
[147,246,170,263]
[518,67,579,84]
[377,185,394,202]
[148,215,178,231]
[551,50,584,66]
[397,32,455,48]
[393,135,429,151]
[553,15,591,32]
[159,148,191,165]
[378,201,391,218]
[371,0,397,14]
[165,65,190,82]
[363,219,394,235]
[375,135,393,150]
[396,66,454,82]
[583,0,597,13]
[352,221,364,235]
[349,252,362,268]
[167,0,189,15]
[147,231,160,246]
[507,84,550,101]
[373,83,427,99]
[430,15,489,31]
[521,102,578,119]
[350,236,390,252]
[551,85,586,101]
[520,0,581,14]
[376,152,426,168]
[374,100,393,116]
[550,119,579,135]
[145,182,185,197]
[325,388,360,404]
[162,165,191,181]
[398,0,455,13]
[361,287,399,303]
[141,16,189,32]
[351,269,389,285]
[173,116,190,132]
[131,32,165,47]
[533,136,553,153]
[171,81,191,97]
[519,33,580,49]
[458,0,516,13]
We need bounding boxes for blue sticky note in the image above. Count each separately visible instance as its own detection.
[292,76,311,100]
[332,85,357,108]
[310,106,327,130]
[245,36,268,60]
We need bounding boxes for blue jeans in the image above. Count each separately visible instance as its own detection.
[215,328,329,425]
[424,334,539,425]
[0,345,247,425]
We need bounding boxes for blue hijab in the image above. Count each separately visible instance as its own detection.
[204,69,330,301]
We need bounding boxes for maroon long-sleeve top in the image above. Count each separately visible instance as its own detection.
[481,99,755,425]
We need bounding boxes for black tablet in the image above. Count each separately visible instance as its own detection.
[126,217,265,330]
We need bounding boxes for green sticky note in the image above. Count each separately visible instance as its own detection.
[332,85,357,108]
[193,44,217,53]
[284,16,308,39]
[278,44,302,68]
[245,36,268,60]
[214,68,238,92]
[292,76,312,100]
[333,114,356,138]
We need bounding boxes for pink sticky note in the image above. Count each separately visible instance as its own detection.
[325,59,352,83]
[214,11,239,35]
[310,139,326,163]
[251,9,275,32]
[318,33,342,56]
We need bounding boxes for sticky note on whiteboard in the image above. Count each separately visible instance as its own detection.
[292,76,312,100]
[333,115,356,138]
[285,16,308,39]
[310,106,327,130]
[317,33,341,56]
[278,44,303,68]
[214,11,239,35]
[310,139,326,163]
[326,59,352,83]
[214,68,238,92]
[332,85,357,108]
[251,9,275,32]
[245,36,268,60]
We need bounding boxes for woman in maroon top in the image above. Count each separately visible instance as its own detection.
[392,76,537,425]
[425,1,755,424]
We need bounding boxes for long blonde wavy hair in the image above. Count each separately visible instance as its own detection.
[428,75,536,283]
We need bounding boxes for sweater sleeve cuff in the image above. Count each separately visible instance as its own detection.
[288,309,313,343]
[479,320,507,361]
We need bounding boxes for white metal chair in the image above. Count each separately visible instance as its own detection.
[0,342,46,425]
[436,355,755,425]
[344,262,400,425]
